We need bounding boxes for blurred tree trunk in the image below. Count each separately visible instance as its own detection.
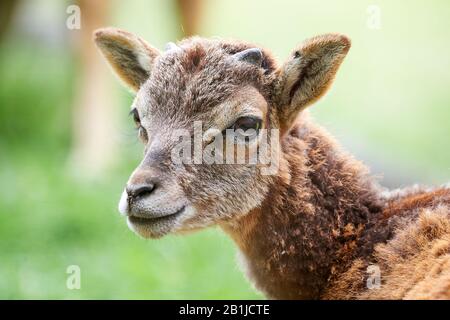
[176,0,203,36]
[70,0,203,178]
[70,0,118,178]
[0,0,18,41]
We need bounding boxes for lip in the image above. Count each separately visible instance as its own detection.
[127,206,185,227]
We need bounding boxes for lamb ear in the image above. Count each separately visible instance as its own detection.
[94,27,160,92]
[278,34,351,129]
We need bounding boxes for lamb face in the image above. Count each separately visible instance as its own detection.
[95,28,350,238]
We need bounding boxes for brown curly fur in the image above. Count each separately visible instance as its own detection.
[224,120,450,299]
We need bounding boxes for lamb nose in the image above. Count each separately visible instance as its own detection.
[126,183,156,200]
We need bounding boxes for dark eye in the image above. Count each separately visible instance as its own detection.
[130,108,140,127]
[228,116,262,142]
[232,116,262,133]
[130,108,148,143]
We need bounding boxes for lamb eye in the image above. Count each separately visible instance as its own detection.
[232,116,261,133]
[130,108,148,143]
[130,108,140,127]
[228,116,262,142]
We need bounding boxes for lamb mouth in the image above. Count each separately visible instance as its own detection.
[127,206,186,226]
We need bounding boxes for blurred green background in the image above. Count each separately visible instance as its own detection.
[0,0,449,299]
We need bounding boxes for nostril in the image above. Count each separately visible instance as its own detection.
[127,183,155,200]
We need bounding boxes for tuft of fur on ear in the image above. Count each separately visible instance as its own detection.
[277,34,351,131]
[94,27,160,92]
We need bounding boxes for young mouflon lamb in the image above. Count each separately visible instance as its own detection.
[94,28,450,299]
